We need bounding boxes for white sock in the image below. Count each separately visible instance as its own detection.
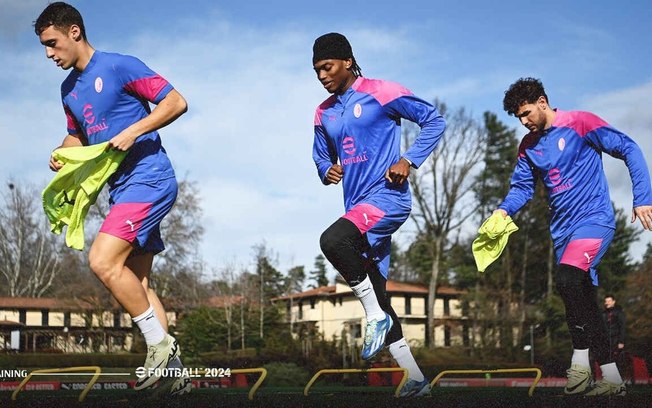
[389,338,424,382]
[600,362,623,384]
[570,349,590,369]
[133,306,166,346]
[350,276,385,321]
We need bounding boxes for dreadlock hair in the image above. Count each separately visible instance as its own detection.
[349,56,362,77]
[313,32,363,77]
[34,2,87,40]
[503,77,548,116]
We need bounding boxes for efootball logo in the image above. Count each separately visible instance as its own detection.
[342,136,356,155]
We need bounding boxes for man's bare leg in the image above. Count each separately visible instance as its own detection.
[126,252,169,331]
[89,233,177,390]
[89,232,150,316]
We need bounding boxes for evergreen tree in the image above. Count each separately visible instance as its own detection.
[252,242,284,339]
[285,265,306,294]
[475,111,519,220]
[309,254,329,288]
[622,255,652,365]
[643,242,652,264]
[596,205,641,295]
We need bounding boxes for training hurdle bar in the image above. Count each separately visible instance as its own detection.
[430,367,542,397]
[304,367,408,397]
[199,367,267,400]
[11,366,102,402]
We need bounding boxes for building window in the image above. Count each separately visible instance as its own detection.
[405,296,412,315]
[113,312,121,328]
[462,324,470,347]
[112,335,125,348]
[443,298,450,316]
[338,297,343,306]
[298,303,303,320]
[19,310,26,325]
[41,309,49,326]
[461,301,469,316]
[352,324,362,339]
[36,335,53,350]
[64,312,71,327]
[310,298,316,309]
[444,325,451,347]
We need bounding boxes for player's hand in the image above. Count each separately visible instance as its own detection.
[108,129,138,151]
[493,209,508,218]
[384,157,411,185]
[632,205,652,231]
[49,152,63,172]
[326,164,343,184]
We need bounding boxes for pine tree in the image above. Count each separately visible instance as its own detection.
[596,205,641,294]
[309,254,329,288]
[475,111,518,220]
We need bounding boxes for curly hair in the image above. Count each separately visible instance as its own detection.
[34,2,86,40]
[503,77,548,116]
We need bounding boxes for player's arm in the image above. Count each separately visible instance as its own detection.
[497,154,536,217]
[582,112,652,230]
[49,134,83,171]
[313,119,341,185]
[384,92,446,184]
[109,89,187,151]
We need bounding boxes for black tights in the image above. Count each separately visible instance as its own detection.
[320,218,403,345]
[556,263,612,364]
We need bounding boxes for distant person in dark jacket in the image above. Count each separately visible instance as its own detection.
[603,294,626,355]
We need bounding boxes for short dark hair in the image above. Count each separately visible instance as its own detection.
[34,2,87,40]
[503,77,548,116]
[605,293,616,300]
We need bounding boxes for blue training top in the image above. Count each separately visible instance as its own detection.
[313,77,446,211]
[60,51,176,190]
[499,109,652,243]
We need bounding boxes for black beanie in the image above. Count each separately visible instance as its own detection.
[312,32,353,64]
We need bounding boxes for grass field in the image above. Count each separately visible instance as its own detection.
[3,385,652,408]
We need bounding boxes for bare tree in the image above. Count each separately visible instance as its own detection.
[0,181,63,297]
[405,103,487,348]
[213,263,241,350]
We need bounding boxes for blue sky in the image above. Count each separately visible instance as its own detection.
[1,0,651,281]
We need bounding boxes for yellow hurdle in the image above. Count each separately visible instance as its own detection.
[304,367,408,397]
[11,366,102,402]
[198,367,267,400]
[430,367,542,397]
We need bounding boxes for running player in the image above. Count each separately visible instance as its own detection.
[312,32,446,397]
[35,2,191,395]
[494,77,652,396]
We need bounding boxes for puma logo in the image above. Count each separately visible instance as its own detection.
[363,213,370,225]
[574,324,587,332]
[583,252,592,263]
[126,220,135,232]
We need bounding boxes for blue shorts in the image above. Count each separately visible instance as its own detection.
[100,177,178,254]
[554,224,615,286]
[342,193,411,278]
